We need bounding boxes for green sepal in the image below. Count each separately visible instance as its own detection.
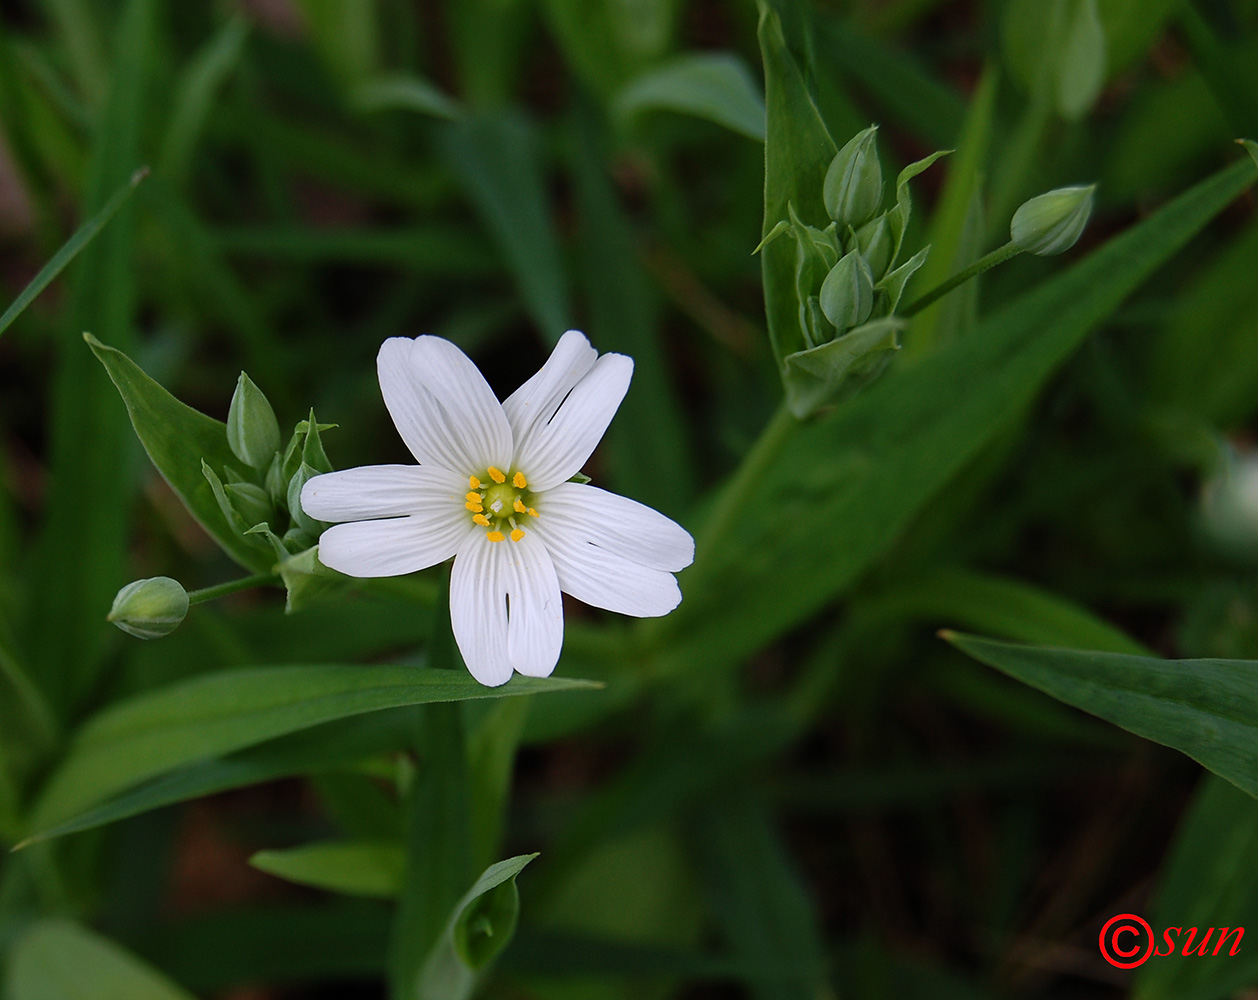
[886,149,951,270]
[202,460,271,555]
[301,409,336,474]
[223,481,274,528]
[287,462,325,536]
[567,472,592,485]
[876,244,931,315]
[245,524,345,612]
[854,213,894,280]
[783,316,904,417]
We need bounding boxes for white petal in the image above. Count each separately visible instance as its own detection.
[503,530,563,677]
[377,337,513,474]
[301,465,468,523]
[533,517,682,617]
[534,482,694,572]
[450,531,513,687]
[512,352,633,491]
[317,514,472,578]
[501,330,598,447]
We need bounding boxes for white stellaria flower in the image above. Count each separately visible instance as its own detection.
[301,331,694,686]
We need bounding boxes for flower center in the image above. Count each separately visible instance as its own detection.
[465,466,538,543]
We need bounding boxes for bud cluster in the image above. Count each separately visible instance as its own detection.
[760,125,947,412]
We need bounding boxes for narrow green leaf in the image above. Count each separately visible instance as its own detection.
[252,840,405,899]
[440,112,571,341]
[30,0,154,715]
[613,52,766,142]
[687,796,830,1000]
[8,920,196,1000]
[908,65,997,357]
[570,112,692,515]
[758,2,836,374]
[21,707,422,845]
[943,632,1258,801]
[157,14,249,185]
[659,153,1258,676]
[0,168,146,339]
[417,854,538,1000]
[87,335,274,573]
[1135,775,1258,999]
[26,665,597,836]
[352,74,463,120]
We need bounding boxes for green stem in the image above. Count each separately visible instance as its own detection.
[186,572,278,605]
[900,241,1023,318]
[693,402,798,563]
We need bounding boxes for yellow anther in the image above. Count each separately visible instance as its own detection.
[510,528,525,542]
[512,471,527,489]
[469,476,481,489]
[486,530,505,543]
[465,491,482,503]
[513,498,527,514]
[487,466,506,484]
[473,514,490,527]
[465,501,483,512]
[527,507,539,518]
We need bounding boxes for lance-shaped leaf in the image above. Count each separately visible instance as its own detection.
[25,666,597,839]
[943,632,1258,801]
[252,840,406,899]
[88,335,274,573]
[416,854,538,1000]
[8,920,197,1000]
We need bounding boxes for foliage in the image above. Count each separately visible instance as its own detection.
[1,0,1258,997]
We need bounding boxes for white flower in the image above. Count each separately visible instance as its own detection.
[301,331,694,686]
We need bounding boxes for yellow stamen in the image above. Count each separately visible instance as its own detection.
[473,514,490,527]
[465,501,483,512]
[487,466,506,484]
[513,498,527,514]
[486,530,505,543]
[469,476,481,489]
[465,491,482,503]
[527,507,539,518]
[510,528,525,542]
[512,471,527,489]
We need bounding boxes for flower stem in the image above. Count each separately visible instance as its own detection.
[694,402,798,562]
[186,572,278,606]
[900,240,1023,318]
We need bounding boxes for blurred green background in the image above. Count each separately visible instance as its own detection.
[2,0,1258,997]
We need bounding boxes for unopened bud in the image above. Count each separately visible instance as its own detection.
[107,577,189,639]
[1011,184,1095,256]
[225,481,275,528]
[824,126,883,228]
[227,372,282,470]
[854,214,893,280]
[819,250,874,332]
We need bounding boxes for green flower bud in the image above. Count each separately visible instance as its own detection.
[824,126,883,228]
[287,462,324,535]
[1011,184,1095,256]
[227,372,282,470]
[853,215,894,280]
[107,576,189,640]
[819,249,874,333]
[224,481,275,528]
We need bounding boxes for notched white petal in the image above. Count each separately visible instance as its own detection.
[534,518,682,617]
[535,482,693,572]
[377,337,511,474]
[301,465,467,523]
[502,330,598,446]
[450,531,513,687]
[316,514,471,578]
[503,531,563,677]
[513,352,633,492]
